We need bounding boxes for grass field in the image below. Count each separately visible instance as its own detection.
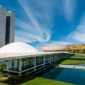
[71,55,85,58]
[0,83,9,85]
[61,59,85,64]
[0,74,74,85]
[21,77,74,85]
[76,52,85,54]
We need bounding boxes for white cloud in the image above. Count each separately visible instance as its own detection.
[15,36,33,43]
[15,27,50,43]
[16,0,59,43]
[63,0,76,20]
[68,15,85,42]
[15,0,76,43]
[38,41,71,47]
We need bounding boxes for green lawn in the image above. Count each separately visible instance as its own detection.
[0,73,74,85]
[0,83,9,85]
[76,52,85,54]
[61,59,85,64]
[21,77,74,85]
[71,55,85,58]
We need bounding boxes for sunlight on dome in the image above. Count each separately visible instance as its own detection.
[0,42,39,53]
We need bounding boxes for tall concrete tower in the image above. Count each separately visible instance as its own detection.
[0,6,6,47]
[5,11,15,44]
[0,6,15,47]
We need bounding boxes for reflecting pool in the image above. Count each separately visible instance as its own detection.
[42,66,85,85]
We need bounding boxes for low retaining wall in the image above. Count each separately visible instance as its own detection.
[57,64,85,70]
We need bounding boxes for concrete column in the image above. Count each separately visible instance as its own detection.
[18,72,22,76]
[34,57,36,71]
[55,54,57,60]
[6,61,9,70]
[14,60,17,69]
[18,59,22,76]
[49,55,51,64]
[63,53,64,57]
[53,55,54,61]
[57,54,59,60]
[55,55,57,61]
[59,54,61,60]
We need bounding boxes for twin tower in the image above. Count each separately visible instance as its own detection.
[0,6,15,48]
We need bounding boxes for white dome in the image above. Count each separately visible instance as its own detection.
[0,42,38,53]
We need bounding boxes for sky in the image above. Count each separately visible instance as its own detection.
[0,0,85,50]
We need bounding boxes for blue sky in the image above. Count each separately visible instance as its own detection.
[0,0,85,50]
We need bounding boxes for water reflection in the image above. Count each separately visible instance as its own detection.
[42,67,85,85]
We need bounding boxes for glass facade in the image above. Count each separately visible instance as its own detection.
[54,54,58,60]
[5,54,64,73]
[36,56,43,66]
[45,56,50,63]
[51,55,54,61]
[7,60,18,71]
[22,58,34,70]
[5,16,10,44]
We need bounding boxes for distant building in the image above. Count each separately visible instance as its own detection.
[42,46,67,52]
[0,6,6,47]
[0,5,15,47]
[65,45,85,52]
[5,11,15,44]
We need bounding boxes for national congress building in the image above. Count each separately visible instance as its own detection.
[0,5,15,47]
[0,5,71,76]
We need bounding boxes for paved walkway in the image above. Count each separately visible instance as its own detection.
[57,64,85,70]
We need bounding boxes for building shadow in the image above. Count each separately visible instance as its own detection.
[41,67,64,80]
